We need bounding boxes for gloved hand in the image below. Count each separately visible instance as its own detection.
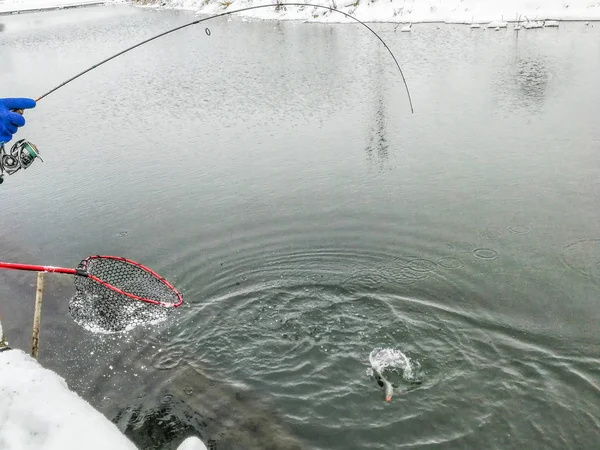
[0,98,36,144]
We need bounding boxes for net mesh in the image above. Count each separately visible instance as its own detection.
[68,256,182,334]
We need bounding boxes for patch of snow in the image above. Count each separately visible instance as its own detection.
[0,348,139,450]
[177,437,209,450]
[523,20,544,29]
[487,20,507,28]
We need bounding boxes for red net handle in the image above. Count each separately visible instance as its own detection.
[0,257,184,308]
[0,262,77,275]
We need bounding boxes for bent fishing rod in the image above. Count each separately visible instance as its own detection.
[0,3,414,185]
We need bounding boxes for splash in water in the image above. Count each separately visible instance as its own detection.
[69,292,171,334]
[367,347,422,402]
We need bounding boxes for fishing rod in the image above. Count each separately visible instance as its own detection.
[0,3,414,184]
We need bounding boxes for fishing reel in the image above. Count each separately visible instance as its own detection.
[0,139,43,185]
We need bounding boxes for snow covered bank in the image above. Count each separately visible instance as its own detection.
[0,348,208,450]
[134,0,600,24]
[0,348,139,450]
[0,0,124,14]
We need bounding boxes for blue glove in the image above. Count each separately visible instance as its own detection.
[0,98,36,144]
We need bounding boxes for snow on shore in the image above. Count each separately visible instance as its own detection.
[0,0,123,14]
[4,0,599,24]
[0,348,140,450]
[133,0,600,24]
[0,348,208,450]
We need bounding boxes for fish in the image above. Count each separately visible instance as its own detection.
[374,368,394,402]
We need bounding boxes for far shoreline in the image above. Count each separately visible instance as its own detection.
[0,1,108,16]
[132,0,600,26]
[1,0,600,26]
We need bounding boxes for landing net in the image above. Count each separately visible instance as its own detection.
[68,256,182,333]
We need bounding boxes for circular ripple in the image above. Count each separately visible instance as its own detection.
[130,415,144,426]
[117,231,129,237]
[472,248,499,260]
[407,258,438,273]
[508,225,532,235]
[436,257,463,269]
[177,258,583,448]
[479,228,502,239]
[129,408,144,425]
[152,351,183,370]
[183,386,193,395]
[161,394,173,404]
[99,397,112,408]
[560,239,600,278]
[134,218,595,448]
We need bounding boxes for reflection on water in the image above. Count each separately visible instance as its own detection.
[492,31,562,115]
[515,57,550,106]
[365,49,389,172]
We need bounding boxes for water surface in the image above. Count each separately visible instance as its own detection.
[1,6,599,449]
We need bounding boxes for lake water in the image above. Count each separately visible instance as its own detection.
[1,4,599,450]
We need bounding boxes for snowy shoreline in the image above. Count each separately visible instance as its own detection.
[131,0,600,24]
[3,0,600,25]
[0,0,124,15]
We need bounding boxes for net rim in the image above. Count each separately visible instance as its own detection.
[80,255,184,308]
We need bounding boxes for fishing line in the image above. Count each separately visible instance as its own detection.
[1,3,414,184]
[33,3,414,112]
